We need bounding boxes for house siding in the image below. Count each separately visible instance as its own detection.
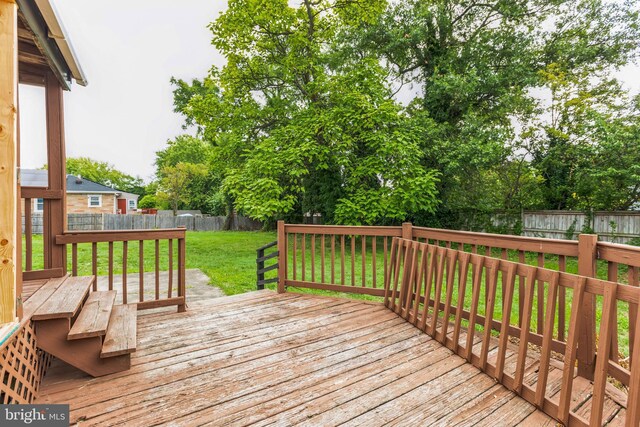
[67,193,116,214]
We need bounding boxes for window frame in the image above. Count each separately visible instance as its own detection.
[87,194,102,208]
[34,198,44,212]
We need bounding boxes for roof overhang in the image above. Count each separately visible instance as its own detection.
[17,0,87,90]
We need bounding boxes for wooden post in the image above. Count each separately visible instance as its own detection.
[44,72,66,275]
[277,220,286,293]
[177,234,186,312]
[577,233,598,380]
[0,0,18,324]
[402,222,413,240]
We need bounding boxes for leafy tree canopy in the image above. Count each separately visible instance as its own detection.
[172,0,440,225]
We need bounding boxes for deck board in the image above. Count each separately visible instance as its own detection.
[37,291,558,426]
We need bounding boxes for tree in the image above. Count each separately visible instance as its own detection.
[361,0,639,225]
[65,157,144,195]
[156,163,208,215]
[155,135,219,214]
[172,0,440,225]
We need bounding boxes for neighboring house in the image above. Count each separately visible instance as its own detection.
[21,169,139,214]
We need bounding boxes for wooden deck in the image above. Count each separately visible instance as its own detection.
[37,291,569,426]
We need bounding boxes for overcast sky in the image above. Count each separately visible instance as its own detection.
[19,1,640,182]
[19,0,226,181]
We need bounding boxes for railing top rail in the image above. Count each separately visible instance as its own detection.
[284,224,403,237]
[256,240,278,252]
[597,241,640,268]
[56,228,186,244]
[412,226,580,256]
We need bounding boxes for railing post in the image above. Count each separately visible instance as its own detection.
[577,233,598,379]
[177,231,186,312]
[277,220,286,293]
[402,222,413,240]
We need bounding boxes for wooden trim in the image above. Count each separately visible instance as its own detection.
[0,0,18,324]
[413,226,579,256]
[284,224,403,237]
[136,297,185,311]
[45,71,66,274]
[20,187,63,199]
[286,280,385,297]
[22,268,64,281]
[56,229,186,244]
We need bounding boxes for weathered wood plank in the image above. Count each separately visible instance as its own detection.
[68,291,116,340]
[101,304,137,358]
[32,275,93,320]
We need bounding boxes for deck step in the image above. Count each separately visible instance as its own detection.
[22,275,69,319]
[32,276,94,321]
[68,291,117,340]
[101,304,137,358]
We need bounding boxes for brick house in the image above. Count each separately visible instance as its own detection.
[21,169,139,214]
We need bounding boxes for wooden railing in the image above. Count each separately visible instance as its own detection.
[55,229,187,312]
[385,237,639,426]
[256,240,278,290]
[276,221,640,381]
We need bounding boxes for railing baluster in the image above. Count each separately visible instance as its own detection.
[311,234,315,283]
[301,233,306,281]
[122,241,128,304]
[372,237,377,288]
[91,242,97,291]
[558,277,586,425]
[630,266,639,361]
[558,254,566,341]
[480,259,499,370]
[495,263,516,382]
[608,261,619,362]
[168,239,173,298]
[292,233,297,281]
[320,234,325,284]
[361,235,366,287]
[351,235,355,286]
[330,235,335,284]
[71,243,78,276]
[518,250,525,327]
[155,239,160,300]
[383,236,388,288]
[513,267,537,393]
[465,257,485,362]
[108,242,114,291]
[537,252,545,334]
[139,240,144,302]
[535,272,559,407]
[340,235,345,286]
[452,252,471,353]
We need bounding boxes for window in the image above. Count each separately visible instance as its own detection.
[128,199,136,210]
[88,195,102,207]
[34,198,44,212]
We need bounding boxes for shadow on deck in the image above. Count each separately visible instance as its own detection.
[35,291,570,426]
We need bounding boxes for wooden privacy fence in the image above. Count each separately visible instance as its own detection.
[54,229,187,312]
[276,221,640,381]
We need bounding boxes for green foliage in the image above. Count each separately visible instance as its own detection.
[172,0,439,225]
[65,157,144,195]
[171,0,640,228]
[157,163,208,215]
[154,135,219,214]
[138,195,157,209]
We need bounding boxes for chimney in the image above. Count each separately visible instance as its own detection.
[76,175,82,184]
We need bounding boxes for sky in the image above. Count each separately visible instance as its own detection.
[19,1,640,182]
[19,0,227,181]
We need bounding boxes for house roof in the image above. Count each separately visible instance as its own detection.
[20,169,131,195]
[66,175,121,194]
